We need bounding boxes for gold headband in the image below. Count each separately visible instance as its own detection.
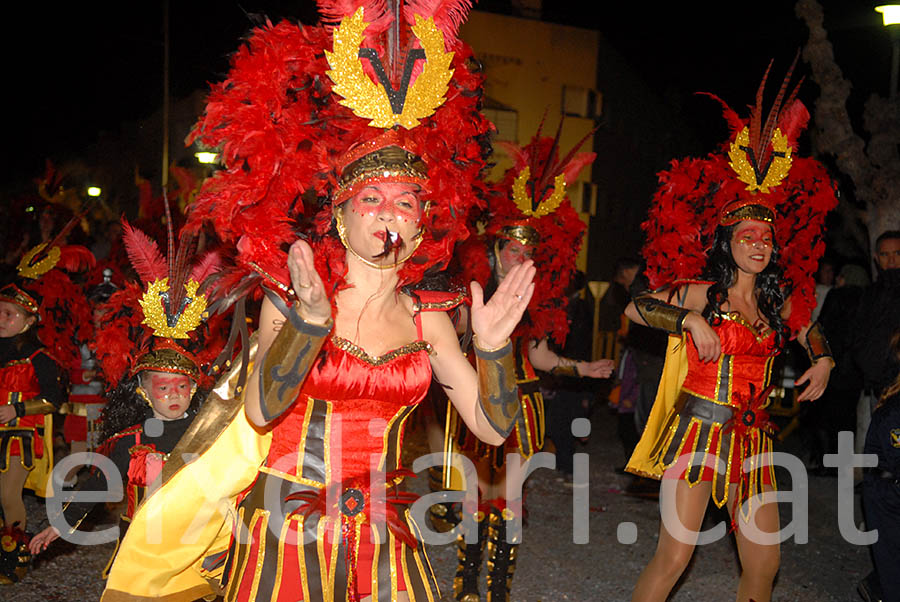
[132,347,201,381]
[720,203,776,227]
[335,146,428,204]
[0,284,39,315]
[498,224,540,247]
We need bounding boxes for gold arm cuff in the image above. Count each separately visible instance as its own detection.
[805,321,834,367]
[633,296,690,335]
[258,308,332,422]
[475,340,520,439]
[21,398,56,415]
[472,335,511,354]
[550,359,579,377]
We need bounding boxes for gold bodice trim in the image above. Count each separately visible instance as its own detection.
[331,336,433,366]
[719,311,773,341]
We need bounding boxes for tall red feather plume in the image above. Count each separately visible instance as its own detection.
[191,250,222,289]
[121,217,167,284]
[403,0,474,42]
[56,245,96,273]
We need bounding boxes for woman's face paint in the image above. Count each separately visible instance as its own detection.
[141,370,194,420]
[730,220,774,275]
[339,182,424,265]
[497,240,536,280]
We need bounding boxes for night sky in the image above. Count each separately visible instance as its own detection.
[2,1,891,191]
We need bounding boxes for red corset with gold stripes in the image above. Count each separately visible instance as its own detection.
[264,336,433,483]
[680,314,779,410]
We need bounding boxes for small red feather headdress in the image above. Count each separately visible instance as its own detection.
[91,203,224,388]
[184,0,493,314]
[458,120,593,345]
[641,58,838,334]
[0,215,96,367]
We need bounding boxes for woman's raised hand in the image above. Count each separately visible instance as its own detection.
[287,239,331,325]
[470,260,536,349]
[683,312,721,362]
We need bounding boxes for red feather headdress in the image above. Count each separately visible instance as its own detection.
[91,208,225,389]
[1,216,96,368]
[184,0,493,311]
[456,121,593,345]
[641,59,838,334]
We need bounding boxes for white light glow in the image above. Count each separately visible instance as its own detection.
[194,151,219,164]
[876,5,900,26]
[87,187,102,197]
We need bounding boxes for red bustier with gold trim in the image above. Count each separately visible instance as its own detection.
[680,314,779,409]
[264,336,432,482]
[0,353,46,455]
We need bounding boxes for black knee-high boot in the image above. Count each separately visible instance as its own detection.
[486,504,519,602]
[454,510,487,602]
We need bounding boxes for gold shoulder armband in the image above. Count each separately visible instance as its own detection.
[258,307,332,422]
[633,295,690,335]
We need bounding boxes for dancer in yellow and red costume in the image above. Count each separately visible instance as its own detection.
[0,223,94,583]
[99,2,538,602]
[624,60,838,602]
[446,123,615,602]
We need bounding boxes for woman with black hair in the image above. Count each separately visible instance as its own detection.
[623,62,839,602]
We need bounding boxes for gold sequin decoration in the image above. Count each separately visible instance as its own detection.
[512,167,567,217]
[332,336,432,365]
[17,243,61,279]
[139,278,208,339]
[728,127,792,193]
[325,8,454,129]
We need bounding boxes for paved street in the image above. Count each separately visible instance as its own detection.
[8,406,873,601]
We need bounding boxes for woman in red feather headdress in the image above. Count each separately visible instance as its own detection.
[100,3,537,602]
[624,60,838,602]
[446,122,614,602]
[0,226,94,584]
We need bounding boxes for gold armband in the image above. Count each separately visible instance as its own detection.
[258,307,332,422]
[474,339,520,439]
[805,321,835,368]
[16,398,56,416]
[633,295,690,335]
[550,358,579,377]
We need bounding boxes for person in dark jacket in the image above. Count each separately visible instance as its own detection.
[850,231,900,461]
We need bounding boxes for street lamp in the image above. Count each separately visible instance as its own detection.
[876,4,900,98]
[194,151,218,164]
[87,186,102,197]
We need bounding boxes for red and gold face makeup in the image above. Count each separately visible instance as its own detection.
[496,239,536,279]
[140,370,194,421]
[336,182,427,269]
[731,220,774,274]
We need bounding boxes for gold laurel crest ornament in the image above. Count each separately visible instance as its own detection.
[728,127,792,194]
[325,7,454,129]
[512,166,567,217]
[17,243,62,279]
[139,278,208,339]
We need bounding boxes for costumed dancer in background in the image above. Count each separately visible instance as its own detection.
[624,61,838,602]
[99,2,530,601]
[448,124,614,602]
[59,268,120,488]
[0,229,93,583]
[29,216,224,577]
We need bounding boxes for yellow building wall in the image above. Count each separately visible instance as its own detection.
[460,10,599,272]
